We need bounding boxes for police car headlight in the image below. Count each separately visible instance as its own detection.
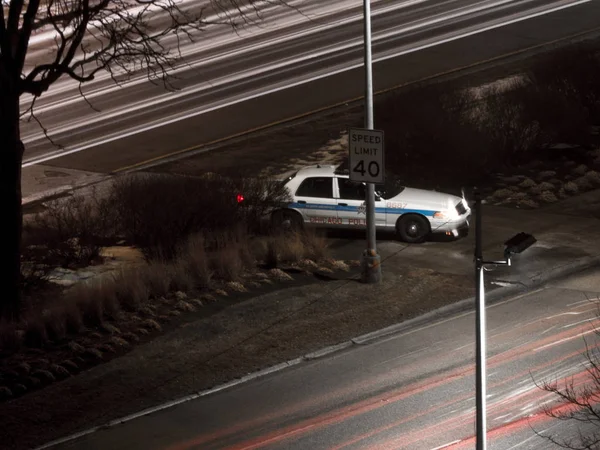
[433,210,458,220]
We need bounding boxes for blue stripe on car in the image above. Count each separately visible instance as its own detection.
[288,202,437,217]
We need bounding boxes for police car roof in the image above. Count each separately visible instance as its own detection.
[296,164,343,177]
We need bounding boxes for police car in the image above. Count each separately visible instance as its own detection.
[269,164,470,243]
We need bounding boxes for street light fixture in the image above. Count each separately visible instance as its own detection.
[473,188,536,450]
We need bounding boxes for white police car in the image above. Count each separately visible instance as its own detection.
[269,164,470,243]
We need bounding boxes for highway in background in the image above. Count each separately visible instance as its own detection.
[21,0,600,173]
[48,267,600,449]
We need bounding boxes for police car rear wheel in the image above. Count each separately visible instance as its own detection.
[272,210,303,232]
[397,214,429,243]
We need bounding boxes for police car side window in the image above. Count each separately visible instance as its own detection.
[295,177,333,198]
[338,178,366,200]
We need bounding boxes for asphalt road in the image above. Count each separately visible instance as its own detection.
[45,266,600,450]
[21,0,600,173]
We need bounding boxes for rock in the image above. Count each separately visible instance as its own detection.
[49,364,70,379]
[225,282,247,293]
[25,376,42,388]
[564,181,579,194]
[537,170,557,180]
[14,362,31,375]
[538,191,559,203]
[12,384,27,396]
[84,348,103,360]
[572,164,589,176]
[174,291,188,300]
[518,178,536,189]
[268,269,293,281]
[67,341,85,353]
[0,386,13,400]
[32,369,56,383]
[62,360,79,372]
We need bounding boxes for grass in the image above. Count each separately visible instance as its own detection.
[3,226,331,359]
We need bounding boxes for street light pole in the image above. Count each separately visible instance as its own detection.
[472,189,536,450]
[474,188,487,450]
[361,0,382,283]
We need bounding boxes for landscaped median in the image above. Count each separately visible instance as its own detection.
[0,169,481,450]
[1,172,340,400]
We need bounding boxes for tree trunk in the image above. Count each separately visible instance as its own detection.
[0,66,24,322]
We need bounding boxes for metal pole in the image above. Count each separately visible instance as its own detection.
[474,188,487,450]
[360,0,382,283]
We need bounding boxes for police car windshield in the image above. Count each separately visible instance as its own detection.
[375,176,405,199]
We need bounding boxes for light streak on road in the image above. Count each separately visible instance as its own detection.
[20,0,591,167]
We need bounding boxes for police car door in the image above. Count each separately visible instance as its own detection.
[336,177,385,228]
[293,176,341,227]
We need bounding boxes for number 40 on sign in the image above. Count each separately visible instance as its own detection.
[348,128,385,184]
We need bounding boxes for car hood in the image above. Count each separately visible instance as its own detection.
[389,187,464,210]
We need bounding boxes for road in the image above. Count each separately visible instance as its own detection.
[44,266,600,450]
[21,0,600,174]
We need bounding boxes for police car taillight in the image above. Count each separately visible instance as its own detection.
[236,194,245,204]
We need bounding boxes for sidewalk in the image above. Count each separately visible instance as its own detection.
[22,164,108,206]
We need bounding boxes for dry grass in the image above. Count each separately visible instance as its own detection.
[168,261,196,293]
[178,234,212,289]
[142,262,172,299]
[5,225,323,364]
[210,245,245,282]
[260,230,329,267]
[114,269,149,312]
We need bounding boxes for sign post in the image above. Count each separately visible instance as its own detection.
[354,0,382,283]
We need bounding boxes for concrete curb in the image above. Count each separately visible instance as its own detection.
[35,256,600,449]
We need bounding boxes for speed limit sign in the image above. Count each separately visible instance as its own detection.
[348,128,385,184]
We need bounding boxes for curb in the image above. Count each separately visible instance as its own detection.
[35,255,600,449]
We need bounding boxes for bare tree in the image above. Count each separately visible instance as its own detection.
[0,0,294,320]
[535,330,600,449]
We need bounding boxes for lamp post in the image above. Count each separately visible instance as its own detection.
[473,188,536,450]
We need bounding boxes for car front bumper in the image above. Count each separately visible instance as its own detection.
[432,213,471,237]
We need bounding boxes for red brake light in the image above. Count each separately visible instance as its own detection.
[236,194,245,204]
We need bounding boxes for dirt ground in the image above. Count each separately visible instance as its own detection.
[0,263,476,450]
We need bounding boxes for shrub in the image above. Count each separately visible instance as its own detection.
[478,80,543,163]
[108,173,240,260]
[376,82,490,187]
[233,176,293,233]
[528,43,600,130]
[25,190,113,268]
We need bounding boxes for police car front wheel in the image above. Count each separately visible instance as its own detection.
[397,214,429,243]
